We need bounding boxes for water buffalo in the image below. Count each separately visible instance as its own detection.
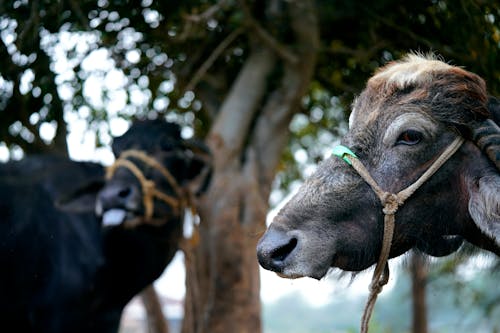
[257,54,499,279]
[0,119,211,333]
[0,157,104,332]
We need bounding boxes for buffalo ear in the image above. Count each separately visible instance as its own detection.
[468,173,500,246]
[55,180,104,213]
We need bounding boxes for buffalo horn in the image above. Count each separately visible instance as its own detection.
[472,117,500,171]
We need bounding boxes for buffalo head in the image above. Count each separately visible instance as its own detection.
[96,120,212,227]
[60,119,212,228]
[257,54,500,280]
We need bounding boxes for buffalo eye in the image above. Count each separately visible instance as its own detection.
[396,129,423,145]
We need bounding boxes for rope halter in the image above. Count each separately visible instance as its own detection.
[106,149,185,225]
[332,136,464,333]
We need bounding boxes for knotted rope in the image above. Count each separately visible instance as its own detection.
[106,149,186,224]
[333,136,464,333]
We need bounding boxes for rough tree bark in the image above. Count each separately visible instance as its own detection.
[411,252,428,333]
[182,1,319,332]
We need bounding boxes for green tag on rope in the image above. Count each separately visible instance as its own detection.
[332,145,357,165]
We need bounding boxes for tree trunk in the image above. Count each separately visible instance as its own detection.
[182,1,319,332]
[410,252,428,333]
[182,45,276,333]
[140,285,169,333]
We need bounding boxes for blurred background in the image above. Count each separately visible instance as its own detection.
[1,1,499,332]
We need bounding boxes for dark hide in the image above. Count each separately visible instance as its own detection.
[0,120,211,333]
[257,54,500,280]
[0,156,104,332]
[489,96,500,125]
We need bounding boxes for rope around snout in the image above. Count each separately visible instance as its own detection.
[106,149,186,225]
[333,136,464,333]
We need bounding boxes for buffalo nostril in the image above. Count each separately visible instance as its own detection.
[257,229,300,272]
[98,184,140,212]
[270,237,297,263]
[118,187,132,199]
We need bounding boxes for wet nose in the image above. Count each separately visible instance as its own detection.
[257,228,298,273]
[96,183,141,214]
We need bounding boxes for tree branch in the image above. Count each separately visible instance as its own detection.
[208,46,276,167]
[16,0,39,52]
[251,0,319,193]
[184,27,245,93]
[327,40,389,62]
[67,0,91,30]
[140,286,169,333]
[248,20,298,65]
[183,0,230,23]
[240,0,299,65]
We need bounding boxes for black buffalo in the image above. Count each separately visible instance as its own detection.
[0,119,211,333]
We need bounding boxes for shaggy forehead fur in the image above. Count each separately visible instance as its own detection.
[368,53,453,89]
[350,53,488,130]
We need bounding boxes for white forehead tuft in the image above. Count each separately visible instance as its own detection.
[348,97,360,129]
[348,107,356,129]
[370,53,454,89]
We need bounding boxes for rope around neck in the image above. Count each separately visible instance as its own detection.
[333,136,464,333]
[106,149,185,224]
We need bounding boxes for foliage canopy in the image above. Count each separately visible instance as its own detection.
[1,0,499,161]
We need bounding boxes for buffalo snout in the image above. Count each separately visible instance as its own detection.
[257,227,299,273]
[96,182,141,215]
[257,222,331,280]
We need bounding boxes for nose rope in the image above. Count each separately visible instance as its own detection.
[106,149,185,223]
[333,136,464,333]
